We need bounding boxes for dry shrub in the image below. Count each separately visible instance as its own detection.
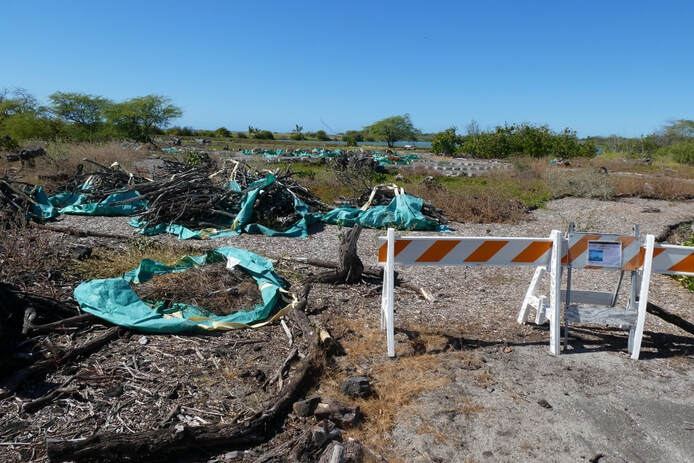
[408,182,528,224]
[0,222,68,295]
[542,168,614,199]
[0,141,148,188]
[609,174,694,200]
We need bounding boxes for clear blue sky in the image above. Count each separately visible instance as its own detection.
[2,0,693,137]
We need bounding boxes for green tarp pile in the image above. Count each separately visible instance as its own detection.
[321,193,449,232]
[50,187,148,216]
[73,247,295,332]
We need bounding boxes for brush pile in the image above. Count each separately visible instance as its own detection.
[0,178,41,224]
[56,159,150,202]
[119,160,326,231]
[131,263,262,316]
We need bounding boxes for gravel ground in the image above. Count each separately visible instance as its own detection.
[43,196,694,462]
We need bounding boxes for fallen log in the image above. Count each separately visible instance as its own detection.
[32,223,134,240]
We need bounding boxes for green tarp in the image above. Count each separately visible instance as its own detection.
[29,186,59,221]
[73,247,293,332]
[50,189,148,216]
[321,193,449,232]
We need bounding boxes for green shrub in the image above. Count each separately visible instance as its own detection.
[657,140,694,164]
[461,124,596,159]
[214,127,231,138]
[315,130,330,141]
[431,128,461,155]
[236,132,248,138]
[290,132,304,141]
[343,134,358,146]
[253,130,274,140]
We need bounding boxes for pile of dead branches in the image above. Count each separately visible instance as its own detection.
[0,178,41,224]
[119,161,326,231]
[55,159,150,203]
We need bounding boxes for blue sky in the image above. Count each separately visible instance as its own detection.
[2,0,693,137]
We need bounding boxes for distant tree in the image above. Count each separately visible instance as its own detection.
[315,129,330,141]
[252,130,274,140]
[214,126,231,138]
[364,114,420,147]
[290,123,304,140]
[343,130,363,142]
[48,92,111,138]
[105,95,182,142]
[248,125,258,135]
[665,120,694,139]
[236,131,248,138]
[0,88,41,120]
[431,127,461,155]
[0,88,65,141]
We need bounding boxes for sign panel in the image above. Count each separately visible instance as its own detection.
[587,241,622,268]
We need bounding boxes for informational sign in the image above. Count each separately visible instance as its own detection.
[587,241,622,268]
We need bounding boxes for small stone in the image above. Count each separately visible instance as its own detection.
[70,245,92,260]
[138,336,149,345]
[537,399,553,409]
[104,384,124,397]
[341,376,373,398]
[293,395,321,417]
[311,419,337,447]
[503,346,512,353]
[482,450,494,458]
[223,450,240,460]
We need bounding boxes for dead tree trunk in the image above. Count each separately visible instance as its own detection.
[336,225,363,284]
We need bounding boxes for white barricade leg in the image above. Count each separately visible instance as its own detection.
[380,267,387,330]
[548,230,562,355]
[535,295,548,325]
[385,228,396,357]
[517,266,545,324]
[630,234,655,360]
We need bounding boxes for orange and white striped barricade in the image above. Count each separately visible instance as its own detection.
[518,224,660,360]
[378,229,563,357]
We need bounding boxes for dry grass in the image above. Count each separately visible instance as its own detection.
[1,141,148,189]
[317,320,486,458]
[70,238,199,280]
[407,182,529,224]
[609,174,694,200]
[132,263,262,315]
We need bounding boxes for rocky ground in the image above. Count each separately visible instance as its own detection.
[3,196,694,462]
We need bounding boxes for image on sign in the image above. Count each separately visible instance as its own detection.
[587,241,622,267]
